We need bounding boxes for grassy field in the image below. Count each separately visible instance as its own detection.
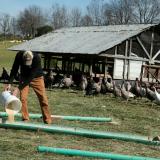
[0,41,18,72]
[0,42,160,159]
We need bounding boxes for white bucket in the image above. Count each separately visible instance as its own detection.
[1,91,22,114]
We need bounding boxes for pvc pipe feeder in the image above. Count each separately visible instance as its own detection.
[37,146,159,160]
[0,121,160,146]
[0,112,112,122]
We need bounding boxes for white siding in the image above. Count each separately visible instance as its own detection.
[113,59,143,80]
[128,60,142,80]
[113,59,124,79]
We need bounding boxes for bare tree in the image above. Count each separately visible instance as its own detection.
[10,17,18,39]
[81,15,93,26]
[103,3,114,25]
[0,13,11,40]
[103,0,134,25]
[132,0,160,24]
[86,0,105,25]
[103,0,160,25]
[17,5,45,38]
[51,3,69,29]
[70,7,82,27]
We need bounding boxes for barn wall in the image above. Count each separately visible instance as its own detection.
[113,59,144,80]
[129,60,143,80]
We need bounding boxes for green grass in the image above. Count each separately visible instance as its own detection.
[0,42,160,159]
[0,41,19,71]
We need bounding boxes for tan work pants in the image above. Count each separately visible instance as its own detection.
[20,76,52,124]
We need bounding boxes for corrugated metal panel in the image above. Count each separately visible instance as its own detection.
[9,24,156,54]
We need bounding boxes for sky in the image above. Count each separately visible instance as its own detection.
[0,0,96,17]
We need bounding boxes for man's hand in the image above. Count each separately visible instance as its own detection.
[12,87,19,97]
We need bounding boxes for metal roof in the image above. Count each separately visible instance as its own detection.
[9,24,157,54]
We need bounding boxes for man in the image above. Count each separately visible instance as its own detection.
[7,51,52,124]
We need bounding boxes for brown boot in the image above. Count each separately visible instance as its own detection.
[44,119,52,124]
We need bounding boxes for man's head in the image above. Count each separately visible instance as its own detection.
[23,51,33,66]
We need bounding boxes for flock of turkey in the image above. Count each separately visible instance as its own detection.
[44,71,160,105]
[1,67,159,105]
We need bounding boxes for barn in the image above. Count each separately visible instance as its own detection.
[9,24,160,84]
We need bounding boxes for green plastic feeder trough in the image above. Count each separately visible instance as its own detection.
[0,121,160,146]
[37,146,160,160]
[0,112,112,122]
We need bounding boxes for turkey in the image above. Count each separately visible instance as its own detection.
[80,75,88,92]
[135,79,146,98]
[62,75,73,88]
[112,81,121,97]
[85,76,102,95]
[101,77,113,94]
[85,76,96,95]
[120,82,135,101]
[44,70,54,89]
[126,81,132,92]
[120,83,130,101]
[0,67,10,82]
[101,77,108,94]
[53,73,64,87]
[152,86,160,105]
[94,77,102,94]
[145,83,156,102]
[126,81,135,98]
[106,79,113,92]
